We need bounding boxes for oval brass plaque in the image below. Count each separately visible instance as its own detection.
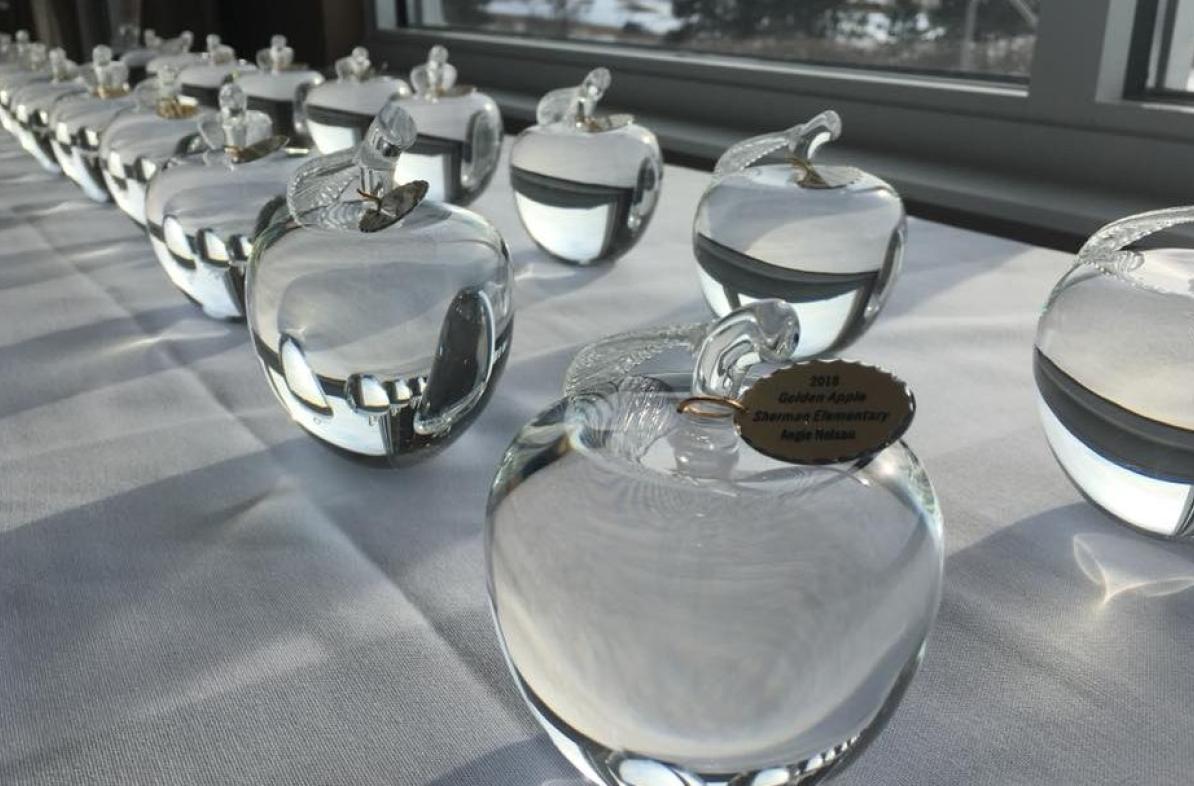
[735,359,915,465]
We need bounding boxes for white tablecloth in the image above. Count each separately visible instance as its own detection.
[1,133,1192,786]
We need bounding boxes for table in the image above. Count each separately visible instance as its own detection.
[1,132,1192,786]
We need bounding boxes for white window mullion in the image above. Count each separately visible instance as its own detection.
[1026,0,1132,119]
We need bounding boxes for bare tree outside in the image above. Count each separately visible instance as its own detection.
[399,0,1041,79]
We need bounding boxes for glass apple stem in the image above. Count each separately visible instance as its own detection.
[713,111,842,180]
[562,300,800,399]
[263,35,292,73]
[93,45,128,96]
[574,67,610,126]
[788,109,842,162]
[219,82,250,149]
[426,45,447,93]
[336,47,372,81]
[48,47,73,81]
[1079,205,1194,259]
[692,299,800,399]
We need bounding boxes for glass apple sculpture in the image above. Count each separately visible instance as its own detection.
[510,67,662,265]
[177,36,254,108]
[0,29,33,75]
[10,47,84,172]
[119,28,171,85]
[0,29,32,75]
[393,45,502,205]
[108,22,142,58]
[0,40,49,134]
[303,46,410,153]
[143,30,200,78]
[1036,206,1194,538]
[145,82,306,320]
[694,111,905,359]
[99,64,215,226]
[246,96,512,463]
[239,34,323,145]
[489,300,943,786]
[47,45,136,202]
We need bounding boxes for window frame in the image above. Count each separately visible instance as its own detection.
[364,0,1194,236]
[1126,0,1194,99]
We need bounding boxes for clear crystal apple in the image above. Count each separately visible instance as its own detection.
[177,35,255,108]
[488,300,943,786]
[109,22,141,58]
[0,30,35,78]
[10,47,84,172]
[145,82,306,320]
[694,111,905,359]
[510,67,662,265]
[0,29,25,63]
[143,30,201,78]
[98,64,215,226]
[0,40,49,133]
[246,96,512,463]
[391,45,502,205]
[48,45,136,202]
[0,29,32,76]
[303,46,410,154]
[1035,206,1194,538]
[239,34,323,144]
[119,28,170,85]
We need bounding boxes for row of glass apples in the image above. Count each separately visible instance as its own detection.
[1,26,1190,786]
[5,27,1182,548]
[0,28,944,786]
[0,25,909,453]
[0,27,664,265]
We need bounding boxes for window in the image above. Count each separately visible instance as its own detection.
[1138,0,1194,94]
[393,0,1040,80]
[369,0,1194,244]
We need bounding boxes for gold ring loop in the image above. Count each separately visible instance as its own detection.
[356,188,383,206]
[676,395,747,418]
